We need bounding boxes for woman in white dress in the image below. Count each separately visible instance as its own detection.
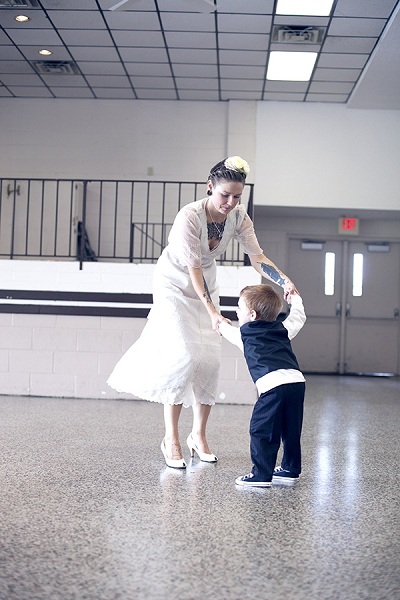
[107,156,297,469]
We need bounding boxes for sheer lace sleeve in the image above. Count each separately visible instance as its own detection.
[234,205,263,256]
[168,207,202,268]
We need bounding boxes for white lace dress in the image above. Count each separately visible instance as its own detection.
[107,198,262,407]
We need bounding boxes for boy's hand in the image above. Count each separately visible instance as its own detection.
[216,317,232,334]
[212,314,232,334]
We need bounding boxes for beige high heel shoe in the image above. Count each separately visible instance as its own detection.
[161,439,186,469]
[187,433,218,463]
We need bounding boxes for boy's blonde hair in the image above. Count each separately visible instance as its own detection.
[240,284,283,322]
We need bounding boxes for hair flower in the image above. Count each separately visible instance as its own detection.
[224,156,250,177]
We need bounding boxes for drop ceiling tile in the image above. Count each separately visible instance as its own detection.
[69,46,121,61]
[168,48,217,63]
[77,61,126,75]
[313,67,362,82]
[274,15,329,27]
[125,62,171,76]
[219,49,267,66]
[164,31,216,48]
[39,74,88,86]
[218,14,272,34]
[308,81,354,93]
[323,36,377,53]
[112,29,165,46]
[329,17,386,36]
[85,74,131,87]
[0,9,52,28]
[172,63,217,77]
[99,0,156,9]
[334,0,398,19]
[47,10,106,29]
[59,29,114,46]
[135,88,177,100]
[160,12,214,31]
[0,73,44,85]
[264,80,309,92]
[0,30,10,44]
[220,65,266,78]
[41,0,97,9]
[91,87,136,99]
[5,28,62,46]
[317,53,369,68]
[175,77,218,90]
[219,33,269,51]
[119,47,169,61]
[50,87,94,98]
[130,75,175,88]
[221,90,261,100]
[270,42,322,53]
[263,92,306,101]
[156,0,215,12]
[178,89,219,100]
[0,45,24,60]
[217,0,275,14]
[306,93,348,102]
[7,86,53,97]
[0,60,36,74]
[17,46,71,60]
[105,11,160,30]
[221,78,263,91]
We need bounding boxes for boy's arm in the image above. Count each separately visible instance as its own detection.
[283,294,306,340]
[218,321,244,353]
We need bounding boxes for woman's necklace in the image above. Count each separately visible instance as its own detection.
[206,203,226,241]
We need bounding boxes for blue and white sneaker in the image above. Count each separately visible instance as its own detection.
[235,473,272,488]
[272,466,299,483]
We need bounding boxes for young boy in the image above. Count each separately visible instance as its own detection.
[219,284,306,488]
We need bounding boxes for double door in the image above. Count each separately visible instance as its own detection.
[288,238,400,375]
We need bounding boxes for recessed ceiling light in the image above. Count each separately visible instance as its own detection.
[14,15,30,22]
[276,0,335,17]
[267,51,318,81]
[38,49,53,56]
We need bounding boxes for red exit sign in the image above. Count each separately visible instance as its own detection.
[338,217,359,235]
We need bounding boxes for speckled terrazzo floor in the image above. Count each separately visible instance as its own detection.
[1,375,400,600]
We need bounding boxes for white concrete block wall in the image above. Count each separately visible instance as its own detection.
[0,260,259,404]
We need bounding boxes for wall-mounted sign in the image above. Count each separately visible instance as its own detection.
[338,217,359,235]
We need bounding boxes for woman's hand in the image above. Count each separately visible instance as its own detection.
[283,281,299,301]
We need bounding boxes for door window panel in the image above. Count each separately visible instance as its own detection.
[353,253,363,297]
[325,252,335,296]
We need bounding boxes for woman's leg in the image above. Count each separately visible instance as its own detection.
[191,403,213,454]
[163,404,184,460]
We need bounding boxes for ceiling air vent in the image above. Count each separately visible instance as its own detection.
[33,60,79,75]
[272,25,325,44]
[0,0,39,7]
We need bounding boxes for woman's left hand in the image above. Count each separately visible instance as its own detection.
[283,281,299,301]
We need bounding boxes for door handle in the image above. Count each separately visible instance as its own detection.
[395,308,399,319]
[346,303,351,317]
[335,302,342,316]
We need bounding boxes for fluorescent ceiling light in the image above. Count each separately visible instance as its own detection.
[267,51,317,81]
[276,0,335,17]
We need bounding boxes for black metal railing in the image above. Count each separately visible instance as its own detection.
[0,177,254,268]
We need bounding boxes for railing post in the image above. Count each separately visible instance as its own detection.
[79,180,89,270]
[244,183,255,266]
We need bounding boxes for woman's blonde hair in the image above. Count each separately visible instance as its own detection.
[240,284,283,322]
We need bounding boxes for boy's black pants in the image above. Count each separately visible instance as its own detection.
[250,382,305,481]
